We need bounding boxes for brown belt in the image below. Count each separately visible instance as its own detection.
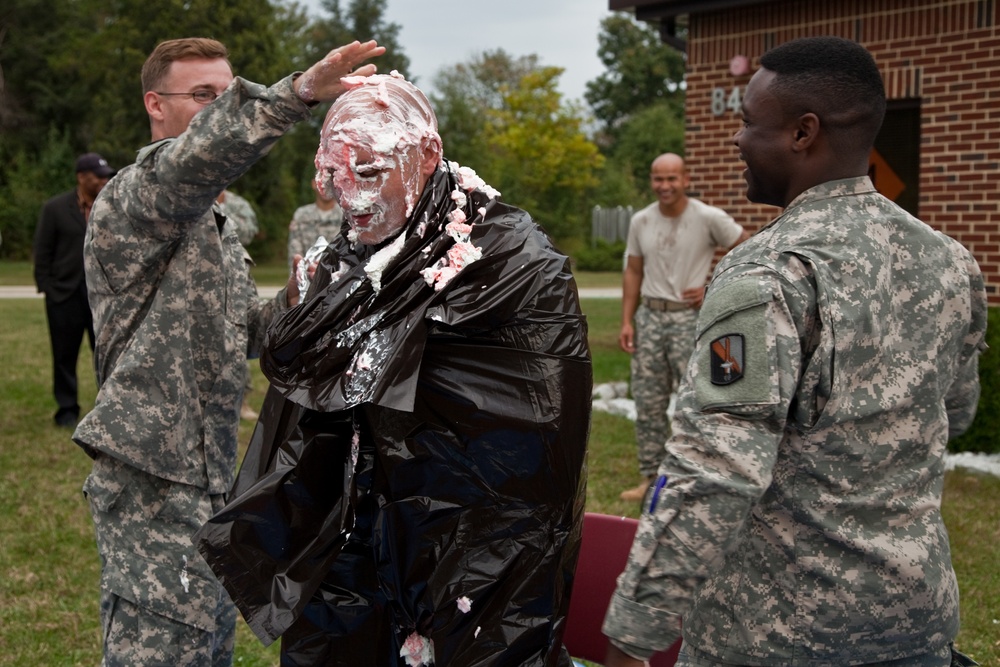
[642,296,691,312]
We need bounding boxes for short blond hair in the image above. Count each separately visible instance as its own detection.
[141,38,230,93]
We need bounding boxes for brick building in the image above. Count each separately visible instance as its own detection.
[610,0,1000,302]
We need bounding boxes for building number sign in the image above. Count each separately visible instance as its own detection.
[711,86,742,116]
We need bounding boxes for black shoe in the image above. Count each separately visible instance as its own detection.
[54,412,78,428]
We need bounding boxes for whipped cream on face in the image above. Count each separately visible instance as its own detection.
[315,72,441,246]
[313,74,503,296]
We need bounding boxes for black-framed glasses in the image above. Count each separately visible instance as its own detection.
[154,90,219,105]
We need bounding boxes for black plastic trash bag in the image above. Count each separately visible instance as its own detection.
[195,165,592,666]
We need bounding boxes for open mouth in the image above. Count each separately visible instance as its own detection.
[350,212,375,227]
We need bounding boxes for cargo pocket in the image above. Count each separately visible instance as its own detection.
[82,454,128,514]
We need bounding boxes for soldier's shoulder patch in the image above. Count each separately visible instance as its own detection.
[710,333,744,385]
[693,277,778,411]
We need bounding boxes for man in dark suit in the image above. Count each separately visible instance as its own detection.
[34,152,113,427]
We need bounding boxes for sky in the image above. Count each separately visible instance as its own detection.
[300,0,618,103]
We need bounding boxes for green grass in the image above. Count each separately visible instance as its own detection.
[0,269,996,666]
[0,260,32,285]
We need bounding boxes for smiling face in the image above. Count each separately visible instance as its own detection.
[733,68,796,208]
[649,154,690,216]
[314,75,442,245]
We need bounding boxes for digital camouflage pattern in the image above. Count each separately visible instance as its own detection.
[73,73,309,667]
[631,306,697,477]
[85,454,236,666]
[604,177,988,666]
[286,201,344,269]
[626,198,743,480]
[218,189,259,247]
[74,75,306,495]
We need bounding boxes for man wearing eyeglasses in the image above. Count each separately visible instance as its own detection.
[73,36,383,667]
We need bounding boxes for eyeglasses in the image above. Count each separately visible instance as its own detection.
[154,90,219,105]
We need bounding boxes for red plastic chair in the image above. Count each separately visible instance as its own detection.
[563,512,681,667]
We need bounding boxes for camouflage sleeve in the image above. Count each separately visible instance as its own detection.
[223,192,259,247]
[247,282,290,360]
[944,244,989,438]
[287,207,305,270]
[603,267,811,659]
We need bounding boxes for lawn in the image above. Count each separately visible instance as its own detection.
[0,263,996,666]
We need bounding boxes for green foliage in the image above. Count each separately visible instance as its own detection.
[430,50,541,174]
[480,68,604,241]
[311,0,410,78]
[949,306,1000,454]
[609,102,686,196]
[0,128,76,260]
[432,51,603,243]
[575,239,626,272]
[584,13,686,133]
[582,15,687,216]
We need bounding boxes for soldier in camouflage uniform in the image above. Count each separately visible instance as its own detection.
[217,189,259,247]
[620,154,748,502]
[72,37,383,666]
[286,177,344,270]
[603,37,987,667]
[216,188,261,420]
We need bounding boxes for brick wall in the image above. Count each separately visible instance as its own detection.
[682,0,1000,301]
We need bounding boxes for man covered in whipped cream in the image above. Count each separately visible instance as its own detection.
[196,73,592,666]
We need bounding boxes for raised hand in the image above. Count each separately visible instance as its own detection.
[294,40,386,104]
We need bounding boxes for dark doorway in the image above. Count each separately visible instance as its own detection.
[870,99,920,216]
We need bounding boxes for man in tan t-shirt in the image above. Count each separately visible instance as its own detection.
[619,153,749,501]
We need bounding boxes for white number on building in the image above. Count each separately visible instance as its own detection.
[711,86,742,116]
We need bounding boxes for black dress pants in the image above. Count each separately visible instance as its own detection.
[45,282,95,422]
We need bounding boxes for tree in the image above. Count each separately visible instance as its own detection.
[309,0,409,78]
[430,50,603,244]
[430,50,541,170]
[0,0,323,260]
[478,66,604,243]
[607,101,686,204]
[584,13,686,134]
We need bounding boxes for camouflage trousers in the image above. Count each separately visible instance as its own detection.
[631,306,698,477]
[674,641,957,666]
[84,454,236,667]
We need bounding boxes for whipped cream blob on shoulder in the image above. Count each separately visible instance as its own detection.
[315,71,442,246]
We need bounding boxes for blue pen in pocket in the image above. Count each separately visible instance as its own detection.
[648,474,668,513]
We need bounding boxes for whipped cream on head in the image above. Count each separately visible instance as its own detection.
[315,72,442,246]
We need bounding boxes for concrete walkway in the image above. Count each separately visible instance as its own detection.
[0,285,621,299]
